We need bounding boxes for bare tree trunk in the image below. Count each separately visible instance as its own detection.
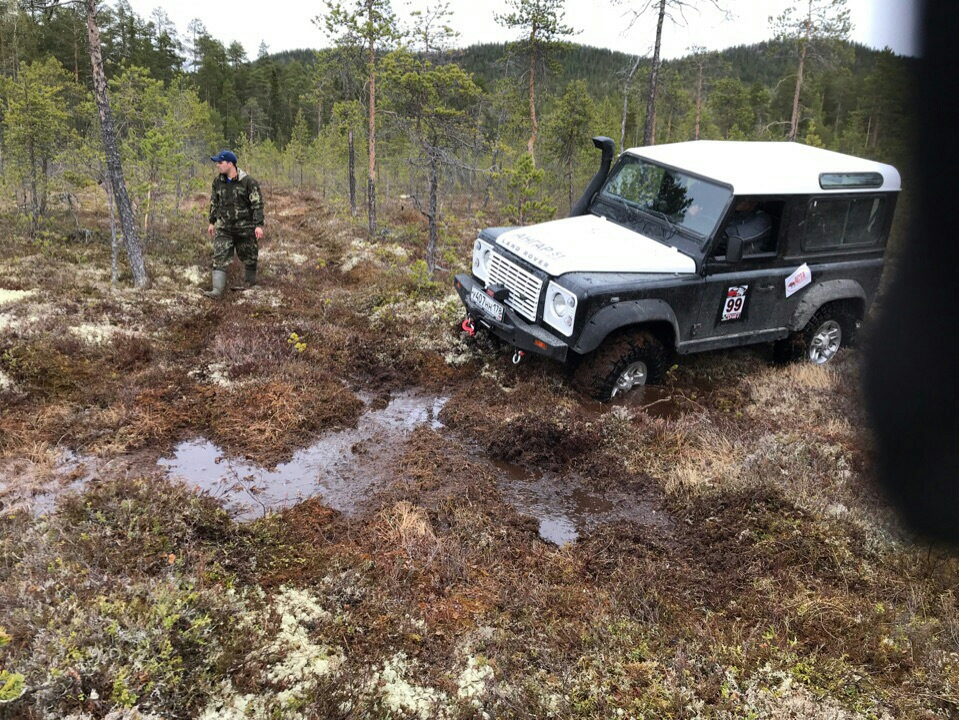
[85,0,149,288]
[72,12,80,82]
[28,136,38,235]
[527,24,538,164]
[621,54,642,152]
[348,130,357,217]
[642,0,666,147]
[426,150,438,273]
[367,2,377,237]
[695,63,704,140]
[789,1,812,142]
[105,175,118,287]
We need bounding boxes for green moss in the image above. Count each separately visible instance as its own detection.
[0,670,26,703]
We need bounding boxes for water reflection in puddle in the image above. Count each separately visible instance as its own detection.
[0,451,95,516]
[158,391,448,520]
[493,460,668,546]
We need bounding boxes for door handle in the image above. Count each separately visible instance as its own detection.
[757,284,776,291]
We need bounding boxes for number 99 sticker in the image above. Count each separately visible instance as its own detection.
[721,285,748,322]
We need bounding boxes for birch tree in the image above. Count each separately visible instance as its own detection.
[85,0,149,287]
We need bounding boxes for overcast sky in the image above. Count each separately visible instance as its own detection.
[124,0,921,62]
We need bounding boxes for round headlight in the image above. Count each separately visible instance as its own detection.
[482,249,491,267]
[551,292,568,317]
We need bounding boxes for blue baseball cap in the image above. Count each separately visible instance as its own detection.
[210,150,237,164]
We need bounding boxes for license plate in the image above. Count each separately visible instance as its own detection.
[469,286,504,322]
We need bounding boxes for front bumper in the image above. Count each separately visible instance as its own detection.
[453,273,569,362]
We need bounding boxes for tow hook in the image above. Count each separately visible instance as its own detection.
[461,316,476,337]
[512,349,525,365]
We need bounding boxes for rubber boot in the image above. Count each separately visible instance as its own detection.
[203,269,227,299]
[244,265,257,288]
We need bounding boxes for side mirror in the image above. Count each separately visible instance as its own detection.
[725,235,744,263]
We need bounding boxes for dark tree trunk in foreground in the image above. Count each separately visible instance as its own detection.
[85,0,149,288]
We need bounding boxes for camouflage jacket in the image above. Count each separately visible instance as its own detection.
[208,169,264,230]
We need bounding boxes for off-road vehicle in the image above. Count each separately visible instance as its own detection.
[454,138,901,400]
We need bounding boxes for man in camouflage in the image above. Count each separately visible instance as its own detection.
[204,150,265,299]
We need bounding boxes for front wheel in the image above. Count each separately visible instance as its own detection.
[573,330,668,401]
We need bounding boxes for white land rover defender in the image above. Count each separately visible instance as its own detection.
[454,139,901,400]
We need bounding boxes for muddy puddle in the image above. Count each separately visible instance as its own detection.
[158,390,448,520]
[0,451,97,516]
[580,382,716,421]
[2,388,672,545]
[492,460,670,545]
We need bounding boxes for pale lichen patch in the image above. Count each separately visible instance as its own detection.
[234,287,283,308]
[456,656,494,706]
[188,362,249,389]
[0,289,35,307]
[372,653,449,720]
[70,323,122,344]
[340,240,409,274]
[177,266,206,286]
[198,586,343,720]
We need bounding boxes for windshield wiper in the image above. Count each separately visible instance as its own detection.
[606,195,658,235]
[643,208,679,239]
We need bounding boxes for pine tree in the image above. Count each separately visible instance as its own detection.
[319,0,402,238]
[771,0,851,142]
[496,0,575,165]
[543,79,595,212]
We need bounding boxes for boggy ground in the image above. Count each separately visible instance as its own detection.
[0,190,956,719]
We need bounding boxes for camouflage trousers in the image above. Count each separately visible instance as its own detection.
[212,226,258,272]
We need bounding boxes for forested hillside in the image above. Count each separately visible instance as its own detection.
[0,0,914,263]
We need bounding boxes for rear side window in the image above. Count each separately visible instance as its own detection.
[803,196,886,250]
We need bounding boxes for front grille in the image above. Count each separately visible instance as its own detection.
[488,253,543,321]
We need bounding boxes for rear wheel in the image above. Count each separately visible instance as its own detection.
[574,330,668,401]
[774,304,856,365]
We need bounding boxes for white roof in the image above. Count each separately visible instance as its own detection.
[625,140,901,195]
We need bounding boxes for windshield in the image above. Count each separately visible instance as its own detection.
[596,155,732,243]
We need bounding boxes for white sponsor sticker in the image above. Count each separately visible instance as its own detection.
[785,263,812,298]
[721,285,748,322]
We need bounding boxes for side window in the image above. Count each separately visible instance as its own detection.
[713,198,783,259]
[803,196,885,250]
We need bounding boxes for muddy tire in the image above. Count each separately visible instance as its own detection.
[774,304,856,365]
[574,330,668,401]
